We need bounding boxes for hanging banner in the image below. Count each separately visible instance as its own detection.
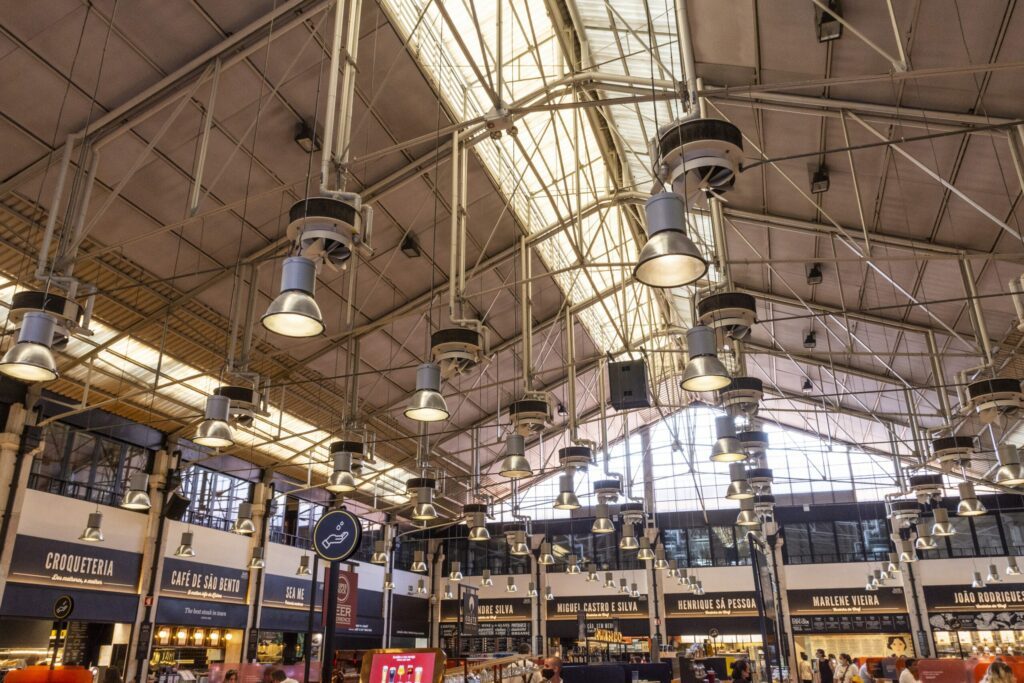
[322,568,358,629]
[664,591,759,617]
[460,585,479,635]
[787,587,906,614]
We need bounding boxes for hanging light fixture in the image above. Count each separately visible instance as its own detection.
[528,582,538,597]
[384,572,394,590]
[654,546,670,570]
[956,482,986,516]
[865,573,877,591]
[296,555,312,576]
[987,563,1002,583]
[932,508,955,536]
[79,512,103,542]
[370,540,388,564]
[994,444,1024,486]
[897,540,917,563]
[693,581,705,596]
[449,561,463,581]
[667,559,679,577]
[261,256,324,337]
[585,563,599,582]
[553,472,581,510]
[0,311,59,382]
[630,582,640,598]
[417,578,427,595]
[711,416,746,463]
[506,576,518,593]
[620,523,640,551]
[915,521,937,551]
[404,362,449,422]
[175,531,196,557]
[545,585,554,600]
[725,463,754,499]
[443,582,454,599]
[680,326,731,392]
[885,553,901,575]
[194,394,234,448]
[327,450,357,493]
[465,503,491,541]
[509,530,530,556]
[873,569,884,586]
[634,191,708,288]
[481,570,494,587]
[971,571,985,589]
[249,547,266,570]
[565,554,581,574]
[619,578,629,594]
[592,503,615,533]
[409,478,438,521]
[637,537,656,561]
[230,503,256,535]
[538,541,556,565]
[605,572,615,589]
[1007,557,1021,576]
[120,472,151,510]
[498,434,532,479]
[411,550,428,573]
[736,497,760,526]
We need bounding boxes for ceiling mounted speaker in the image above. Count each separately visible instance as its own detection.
[214,385,264,428]
[697,292,758,342]
[287,195,361,267]
[608,360,651,410]
[930,435,976,472]
[965,378,1024,422]
[652,118,744,197]
[509,394,551,436]
[164,489,191,521]
[431,327,487,378]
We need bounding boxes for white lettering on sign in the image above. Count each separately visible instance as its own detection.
[553,600,640,615]
[44,552,115,577]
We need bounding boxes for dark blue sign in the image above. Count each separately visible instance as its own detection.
[160,557,249,603]
[312,509,362,562]
[155,597,249,628]
[9,535,143,592]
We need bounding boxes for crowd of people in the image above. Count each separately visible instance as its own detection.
[795,648,1017,683]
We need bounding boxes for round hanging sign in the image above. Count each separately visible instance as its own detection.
[312,509,363,562]
[53,595,75,620]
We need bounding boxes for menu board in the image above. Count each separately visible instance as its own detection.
[61,621,90,665]
[364,651,440,683]
[440,621,531,638]
[790,613,911,634]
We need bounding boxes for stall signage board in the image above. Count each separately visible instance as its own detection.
[923,584,1024,612]
[787,587,906,614]
[439,598,531,621]
[155,597,250,628]
[263,574,323,610]
[160,557,249,603]
[664,591,759,617]
[545,596,648,619]
[10,535,143,593]
[312,509,362,562]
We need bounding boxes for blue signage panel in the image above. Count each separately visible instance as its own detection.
[312,510,362,562]
[0,583,139,623]
[155,597,250,628]
[160,557,249,603]
[8,535,143,592]
[262,574,324,610]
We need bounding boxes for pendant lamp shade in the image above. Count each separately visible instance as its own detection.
[231,502,256,535]
[175,531,196,557]
[370,540,388,564]
[565,554,580,574]
[725,462,754,499]
[528,582,538,597]
[449,561,463,581]
[711,415,746,463]
[404,362,449,422]
[915,522,937,550]
[634,192,708,288]
[499,434,532,479]
[932,507,955,536]
[509,530,530,556]
[592,503,615,533]
[736,496,760,526]
[1007,557,1021,576]
[120,472,152,510]
[637,537,655,561]
[261,256,324,337]
[605,572,615,589]
[481,570,494,586]
[506,576,518,593]
[194,394,234,449]
[79,512,103,542]
[620,524,640,551]
[956,482,986,516]
[538,542,556,565]
[0,311,59,383]
[654,546,669,570]
[995,444,1024,486]
[987,563,1002,583]
[444,582,454,599]
[411,550,428,573]
[327,451,357,493]
[971,571,985,589]
[553,472,581,510]
[296,555,312,576]
[248,547,266,570]
[680,325,730,392]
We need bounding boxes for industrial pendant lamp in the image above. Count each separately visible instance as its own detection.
[506,576,518,593]
[680,325,731,392]
[465,503,490,541]
[499,434,533,479]
[725,463,754,499]
[384,572,394,590]
[605,572,615,589]
[409,478,438,521]
[637,537,656,561]
[468,517,491,541]
[1008,557,1022,576]
[565,554,581,574]
[987,563,1002,583]
[693,580,705,596]
[619,578,629,594]
[79,512,103,542]
[932,507,955,536]
[417,578,427,595]
[971,571,985,589]
[873,569,885,586]
[538,542,556,565]
[528,582,538,597]
[585,563,599,582]
[654,546,669,570]
[175,531,196,557]
[897,540,917,563]
[370,541,388,564]
[231,502,256,535]
[481,570,494,587]
[411,550,428,573]
[120,472,152,510]
[915,521,937,551]
[553,472,581,510]
[994,444,1024,486]
[630,582,640,598]
[667,559,680,577]
[405,362,449,422]
[443,582,454,599]
[634,191,708,288]
[957,482,986,516]
[592,503,615,533]
[261,256,324,337]
[0,311,59,382]
[194,394,234,448]
[885,553,901,575]
[449,561,463,581]
[865,573,877,592]
[296,555,312,576]
[619,524,640,551]
[248,547,266,570]
[327,450,357,493]
[509,530,530,556]
[736,497,760,526]
[711,416,746,463]
[545,585,554,600]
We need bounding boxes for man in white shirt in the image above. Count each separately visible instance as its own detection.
[898,659,918,683]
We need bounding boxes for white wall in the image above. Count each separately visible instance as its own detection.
[782,561,878,589]
[19,488,149,552]
[164,519,250,569]
[914,557,1024,585]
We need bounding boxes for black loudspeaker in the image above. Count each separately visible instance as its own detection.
[608,360,650,410]
[163,490,191,520]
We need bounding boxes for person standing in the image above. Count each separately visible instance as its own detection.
[816,650,834,683]
[730,659,751,683]
[858,659,875,683]
[833,654,856,683]
[799,653,813,683]
[898,659,918,683]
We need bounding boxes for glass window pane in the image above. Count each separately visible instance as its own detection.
[710,526,738,566]
[835,521,862,562]
[688,527,711,567]
[1002,511,1024,555]
[662,529,688,568]
[947,516,975,557]
[809,522,838,563]
[785,523,812,564]
[861,519,889,561]
[734,527,752,565]
[973,516,1003,557]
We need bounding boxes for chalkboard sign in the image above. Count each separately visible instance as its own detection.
[62,621,89,665]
